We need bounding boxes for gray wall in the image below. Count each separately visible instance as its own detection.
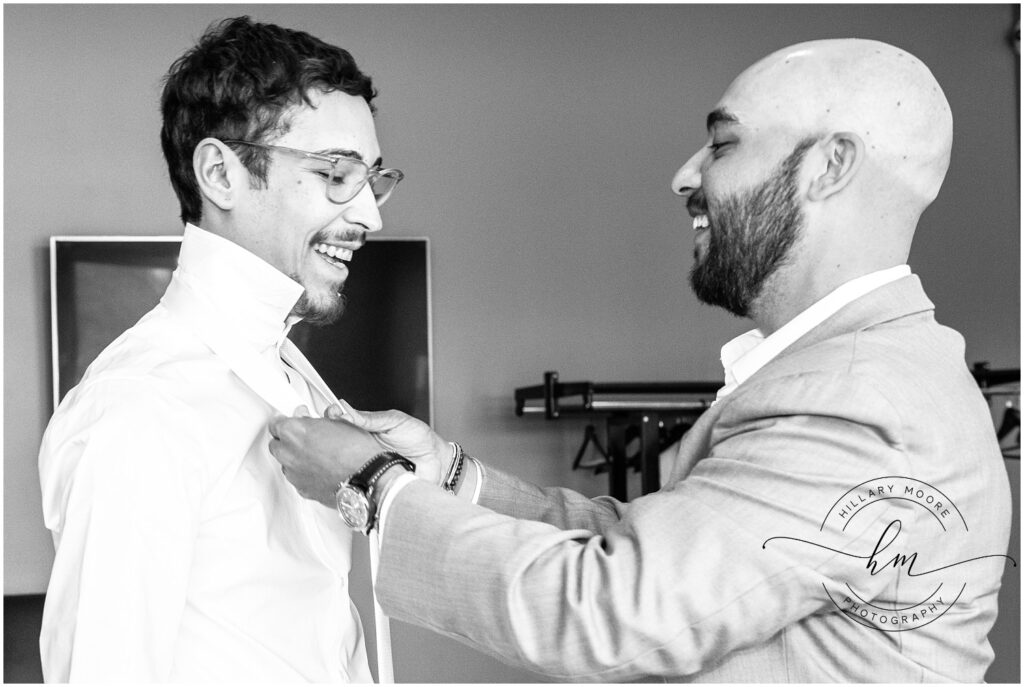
[4,4,1018,683]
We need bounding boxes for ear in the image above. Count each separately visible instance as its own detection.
[807,132,864,202]
[193,138,243,212]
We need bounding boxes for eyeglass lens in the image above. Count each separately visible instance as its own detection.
[328,159,401,206]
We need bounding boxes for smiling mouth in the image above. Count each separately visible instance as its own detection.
[314,242,354,268]
[692,214,709,231]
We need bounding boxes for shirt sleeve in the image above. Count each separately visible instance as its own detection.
[39,382,207,682]
[375,371,913,680]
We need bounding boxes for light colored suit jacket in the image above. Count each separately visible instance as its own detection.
[377,275,1012,682]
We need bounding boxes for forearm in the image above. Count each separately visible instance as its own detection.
[374,479,802,681]
[379,451,624,549]
[474,461,626,532]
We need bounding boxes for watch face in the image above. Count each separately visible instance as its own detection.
[336,485,370,530]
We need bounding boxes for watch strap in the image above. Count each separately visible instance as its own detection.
[352,451,415,490]
[338,452,415,534]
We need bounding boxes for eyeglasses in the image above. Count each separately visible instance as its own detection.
[224,140,404,206]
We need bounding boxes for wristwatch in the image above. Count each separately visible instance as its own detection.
[335,451,415,534]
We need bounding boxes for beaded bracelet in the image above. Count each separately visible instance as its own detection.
[442,442,466,494]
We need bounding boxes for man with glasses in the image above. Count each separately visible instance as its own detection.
[37,16,401,681]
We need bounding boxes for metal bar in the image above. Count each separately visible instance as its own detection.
[590,400,713,411]
[983,388,1021,398]
[518,400,712,414]
[543,371,559,419]
[591,381,723,395]
[514,384,545,416]
[606,418,629,502]
[970,363,1020,388]
[640,414,661,495]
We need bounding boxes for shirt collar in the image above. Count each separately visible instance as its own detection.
[717,265,912,401]
[175,224,305,351]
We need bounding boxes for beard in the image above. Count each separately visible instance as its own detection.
[689,138,815,318]
[291,282,347,326]
[290,228,363,326]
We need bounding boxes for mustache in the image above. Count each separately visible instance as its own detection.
[311,229,366,247]
[687,189,708,216]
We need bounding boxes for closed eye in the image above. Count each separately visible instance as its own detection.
[312,169,348,186]
[709,140,734,156]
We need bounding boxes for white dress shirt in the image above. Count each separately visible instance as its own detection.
[716,265,912,400]
[38,224,371,682]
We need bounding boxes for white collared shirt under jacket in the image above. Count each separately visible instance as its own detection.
[716,264,912,401]
[38,225,372,682]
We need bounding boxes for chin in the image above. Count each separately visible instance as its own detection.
[294,289,347,326]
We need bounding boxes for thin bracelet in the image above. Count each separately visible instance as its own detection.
[467,456,484,503]
[439,442,458,488]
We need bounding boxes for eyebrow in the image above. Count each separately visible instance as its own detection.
[317,148,384,168]
[706,108,739,132]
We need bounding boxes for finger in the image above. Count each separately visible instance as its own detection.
[293,405,311,418]
[353,408,408,433]
[268,437,289,466]
[268,414,287,439]
[325,403,350,421]
[333,399,366,425]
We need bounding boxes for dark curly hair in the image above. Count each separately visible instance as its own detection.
[160,16,376,225]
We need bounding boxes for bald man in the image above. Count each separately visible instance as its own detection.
[269,39,1012,681]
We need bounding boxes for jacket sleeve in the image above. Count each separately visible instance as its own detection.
[477,463,627,532]
[375,371,914,680]
[39,383,206,682]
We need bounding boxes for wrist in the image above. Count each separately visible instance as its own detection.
[335,451,415,534]
[374,462,410,504]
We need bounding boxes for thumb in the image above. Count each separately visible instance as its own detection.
[268,413,287,439]
[355,409,409,433]
[293,405,312,418]
[329,399,367,426]
[332,399,407,432]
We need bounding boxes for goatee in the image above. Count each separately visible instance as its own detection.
[292,286,347,326]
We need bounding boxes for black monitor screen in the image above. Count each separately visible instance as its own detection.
[50,236,433,423]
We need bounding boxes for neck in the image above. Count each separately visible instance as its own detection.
[749,259,906,336]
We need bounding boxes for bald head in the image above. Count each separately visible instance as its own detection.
[725,39,953,213]
[671,39,955,330]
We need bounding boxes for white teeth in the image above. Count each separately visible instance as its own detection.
[314,243,354,263]
[692,215,709,230]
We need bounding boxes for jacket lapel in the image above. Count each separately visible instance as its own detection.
[775,274,934,362]
[664,276,935,485]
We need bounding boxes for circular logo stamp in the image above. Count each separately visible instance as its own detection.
[764,475,1014,632]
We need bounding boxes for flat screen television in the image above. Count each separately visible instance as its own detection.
[49,235,433,424]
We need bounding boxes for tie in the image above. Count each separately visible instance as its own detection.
[278,339,337,414]
[278,338,397,685]
[279,356,321,415]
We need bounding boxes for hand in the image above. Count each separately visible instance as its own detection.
[268,411,381,507]
[327,399,450,485]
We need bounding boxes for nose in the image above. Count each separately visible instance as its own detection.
[671,147,707,202]
[342,182,384,233]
